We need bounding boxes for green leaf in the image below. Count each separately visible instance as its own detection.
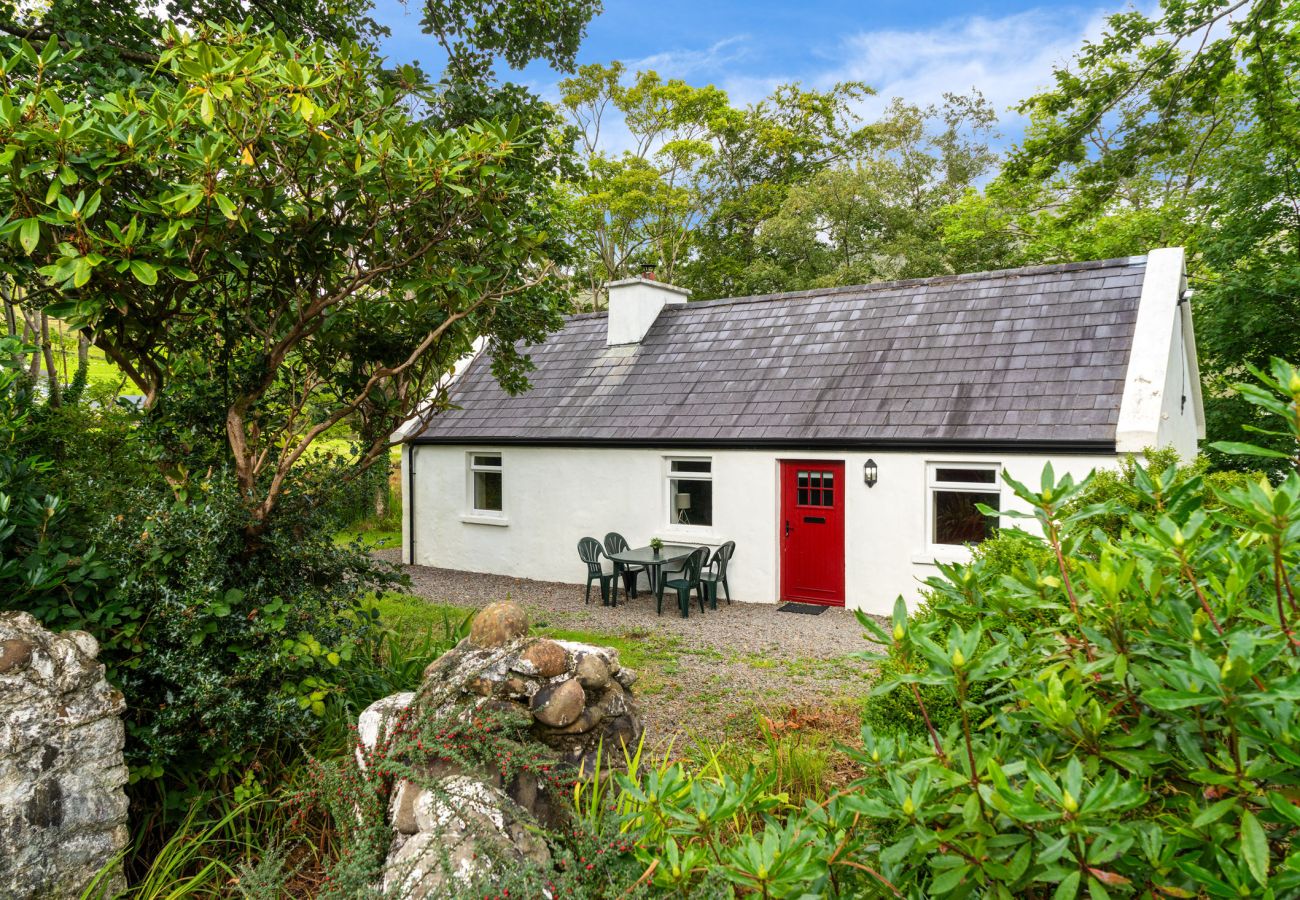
[71,257,91,288]
[214,193,238,220]
[1267,793,1300,827]
[1053,870,1081,900]
[930,864,969,894]
[1208,440,1293,460]
[1143,690,1216,710]
[1193,797,1238,829]
[129,260,158,285]
[18,218,38,255]
[1240,809,1268,886]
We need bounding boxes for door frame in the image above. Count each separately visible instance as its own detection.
[778,458,846,607]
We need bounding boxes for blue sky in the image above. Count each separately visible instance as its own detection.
[372,0,1139,148]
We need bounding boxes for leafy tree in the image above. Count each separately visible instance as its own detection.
[999,0,1299,462]
[559,62,731,299]
[681,80,877,299]
[0,25,575,529]
[559,63,874,302]
[421,0,601,83]
[0,0,389,88]
[750,95,999,290]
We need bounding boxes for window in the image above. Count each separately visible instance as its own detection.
[796,469,835,507]
[668,458,712,527]
[468,453,503,514]
[929,464,999,546]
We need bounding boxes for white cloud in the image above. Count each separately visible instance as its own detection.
[630,35,752,77]
[826,5,1137,134]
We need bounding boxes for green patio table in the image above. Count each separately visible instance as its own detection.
[606,544,699,611]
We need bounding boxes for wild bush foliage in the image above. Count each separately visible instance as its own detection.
[1,362,399,793]
[0,335,115,609]
[601,360,1300,898]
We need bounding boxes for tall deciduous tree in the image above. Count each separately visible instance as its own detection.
[559,63,874,302]
[559,63,730,299]
[749,95,999,290]
[0,25,576,527]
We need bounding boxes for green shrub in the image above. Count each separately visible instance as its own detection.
[96,478,399,787]
[2,344,407,794]
[1069,445,1261,538]
[862,528,1051,739]
[861,649,960,739]
[0,336,117,624]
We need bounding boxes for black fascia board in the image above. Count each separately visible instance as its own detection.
[409,435,1117,455]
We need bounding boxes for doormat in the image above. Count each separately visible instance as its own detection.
[777,603,827,616]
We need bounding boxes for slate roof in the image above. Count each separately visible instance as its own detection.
[413,256,1147,449]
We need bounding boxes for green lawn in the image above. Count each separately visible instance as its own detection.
[334,524,401,549]
[43,319,127,389]
[367,591,472,631]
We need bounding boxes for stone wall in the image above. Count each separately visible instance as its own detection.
[357,601,644,897]
[0,611,129,899]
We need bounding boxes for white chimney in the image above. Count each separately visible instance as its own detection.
[606,273,690,346]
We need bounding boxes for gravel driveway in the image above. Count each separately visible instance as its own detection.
[378,551,885,750]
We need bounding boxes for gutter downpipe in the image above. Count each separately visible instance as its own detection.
[406,445,416,565]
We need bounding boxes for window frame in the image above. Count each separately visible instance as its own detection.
[664,455,714,532]
[926,462,1001,551]
[464,451,506,522]
[794,467,837,509]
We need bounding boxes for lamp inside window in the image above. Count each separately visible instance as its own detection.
[668,458,712,526]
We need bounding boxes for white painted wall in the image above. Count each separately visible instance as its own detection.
[403,443,1117,616]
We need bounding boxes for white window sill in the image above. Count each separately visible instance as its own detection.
[657,525,722,543]
[911,547,973,567]
[460,513,509,527]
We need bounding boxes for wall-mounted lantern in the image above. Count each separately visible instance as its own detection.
[864,458,878,488]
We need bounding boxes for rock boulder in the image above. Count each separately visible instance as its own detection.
[0,612,129,900]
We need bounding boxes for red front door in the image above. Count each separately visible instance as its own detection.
[779,461,846,606]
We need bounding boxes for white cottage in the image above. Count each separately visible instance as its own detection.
[401,247,1202,616]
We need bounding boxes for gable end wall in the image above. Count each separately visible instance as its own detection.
[1115,247,1204,458]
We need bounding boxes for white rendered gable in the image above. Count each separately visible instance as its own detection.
[1115,247,1204,457]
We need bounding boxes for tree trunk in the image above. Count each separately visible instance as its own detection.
[23,309,40,376]
[78,332,89,368]
[40,312,61,406]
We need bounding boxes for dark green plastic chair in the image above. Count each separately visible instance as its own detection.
[578,537,618,606]
[700,541,735,608]
[661,546,710,618]
[604,532,645,599]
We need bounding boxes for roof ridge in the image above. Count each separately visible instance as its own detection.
[561,255,1147,321]
[672,256,1147,312]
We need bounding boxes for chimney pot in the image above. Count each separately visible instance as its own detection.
[640,263,657,281]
